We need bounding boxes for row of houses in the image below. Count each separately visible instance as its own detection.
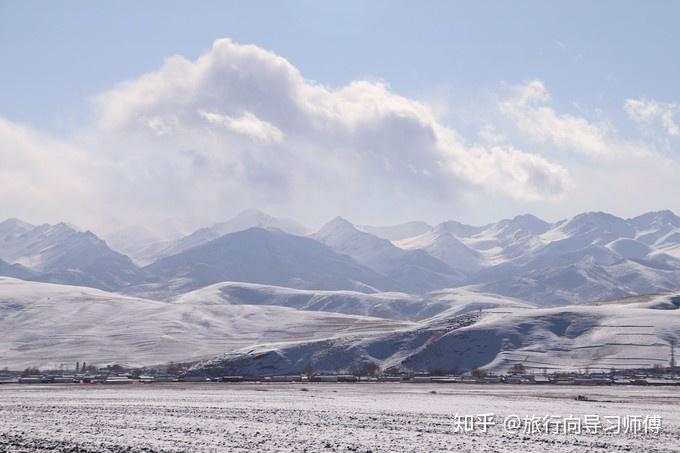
[3,370,679,386]
[182,372,680,385]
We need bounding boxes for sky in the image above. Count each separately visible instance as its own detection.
[1,1,679,234]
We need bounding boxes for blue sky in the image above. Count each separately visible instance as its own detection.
[3,1,678,133]
[1,1,679,232]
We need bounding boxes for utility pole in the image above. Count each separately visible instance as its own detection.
[671,340,676,371]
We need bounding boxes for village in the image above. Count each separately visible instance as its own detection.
[1,364,679,387]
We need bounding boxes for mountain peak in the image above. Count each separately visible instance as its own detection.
[631,210,680,229]
[0,218,33,230]
[211,209,308,237]
[315,217,358,237]
[494,213,550,236]
[561,211,631,234]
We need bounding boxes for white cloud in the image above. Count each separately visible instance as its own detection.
[486,80,680,221]
[624,98,680,137]
[461,145,570,201]
[499,80,647,158]
[6,41,680,231]
[198,111,284,144]
[73,38,567,228]
[0,118,96,225]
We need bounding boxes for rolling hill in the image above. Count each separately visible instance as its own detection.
[190,292,680,377]
[0,277,412,369]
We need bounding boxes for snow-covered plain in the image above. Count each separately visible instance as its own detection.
[0,383,678,452]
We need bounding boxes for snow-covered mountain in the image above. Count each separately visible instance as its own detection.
[393,211,680,305]
[133,227,400,297]
[117,209,310,265]
[3,209,680,305]
[357,221,432,241]
[312,217,464,293]
[0,219,143,291]
[396,224,482,273]
[101,224,178,267]
[190,291,680,377]
[0,258,34,280]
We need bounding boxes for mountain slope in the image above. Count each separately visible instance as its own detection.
[136,227,399,296]
[0,219,143,291]
[190,292,680,377]
[0,258,35,280]
[396,224,482,273]
[393,211,680,305]
[128,210,309,265]
[468,213,680,305]
[0,277,412,369]
[171,281,532,321]
[313,217,464,293]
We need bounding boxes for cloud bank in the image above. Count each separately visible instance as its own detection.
[1,39,678,232]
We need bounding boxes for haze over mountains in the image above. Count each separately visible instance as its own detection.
[2,209,680,304]
[2,208,680,373]
[0,218,143,291]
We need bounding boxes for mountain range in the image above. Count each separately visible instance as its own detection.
[2,209,680,304]
[3,209,680,373]
[0,218,143,291]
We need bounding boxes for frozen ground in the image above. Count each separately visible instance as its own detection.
[1,383,679,452]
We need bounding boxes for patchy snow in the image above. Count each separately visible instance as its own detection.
[0,383,678,452]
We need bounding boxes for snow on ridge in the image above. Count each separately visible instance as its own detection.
[191,291,680,377]
[171,281,534,322]
[0,278,412,370]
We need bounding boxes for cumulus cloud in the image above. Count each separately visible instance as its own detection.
[72,38,568,229]
[198,111,284,144]
[499,80,647,158]
[624,98,680,137]
[488,80,680,220]
[0,39,570,228]
[4,40,680,231]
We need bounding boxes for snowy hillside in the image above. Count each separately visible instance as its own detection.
[0,258,34,280]
[118,209,307,266]
[171,281,532,321]
[396,224,482,273]
[191,292,680,377]
[313,217,464,293]
[391,211,680,304]
[134,227,400,297]
[0,219,143,291]
[0,278,412,369]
